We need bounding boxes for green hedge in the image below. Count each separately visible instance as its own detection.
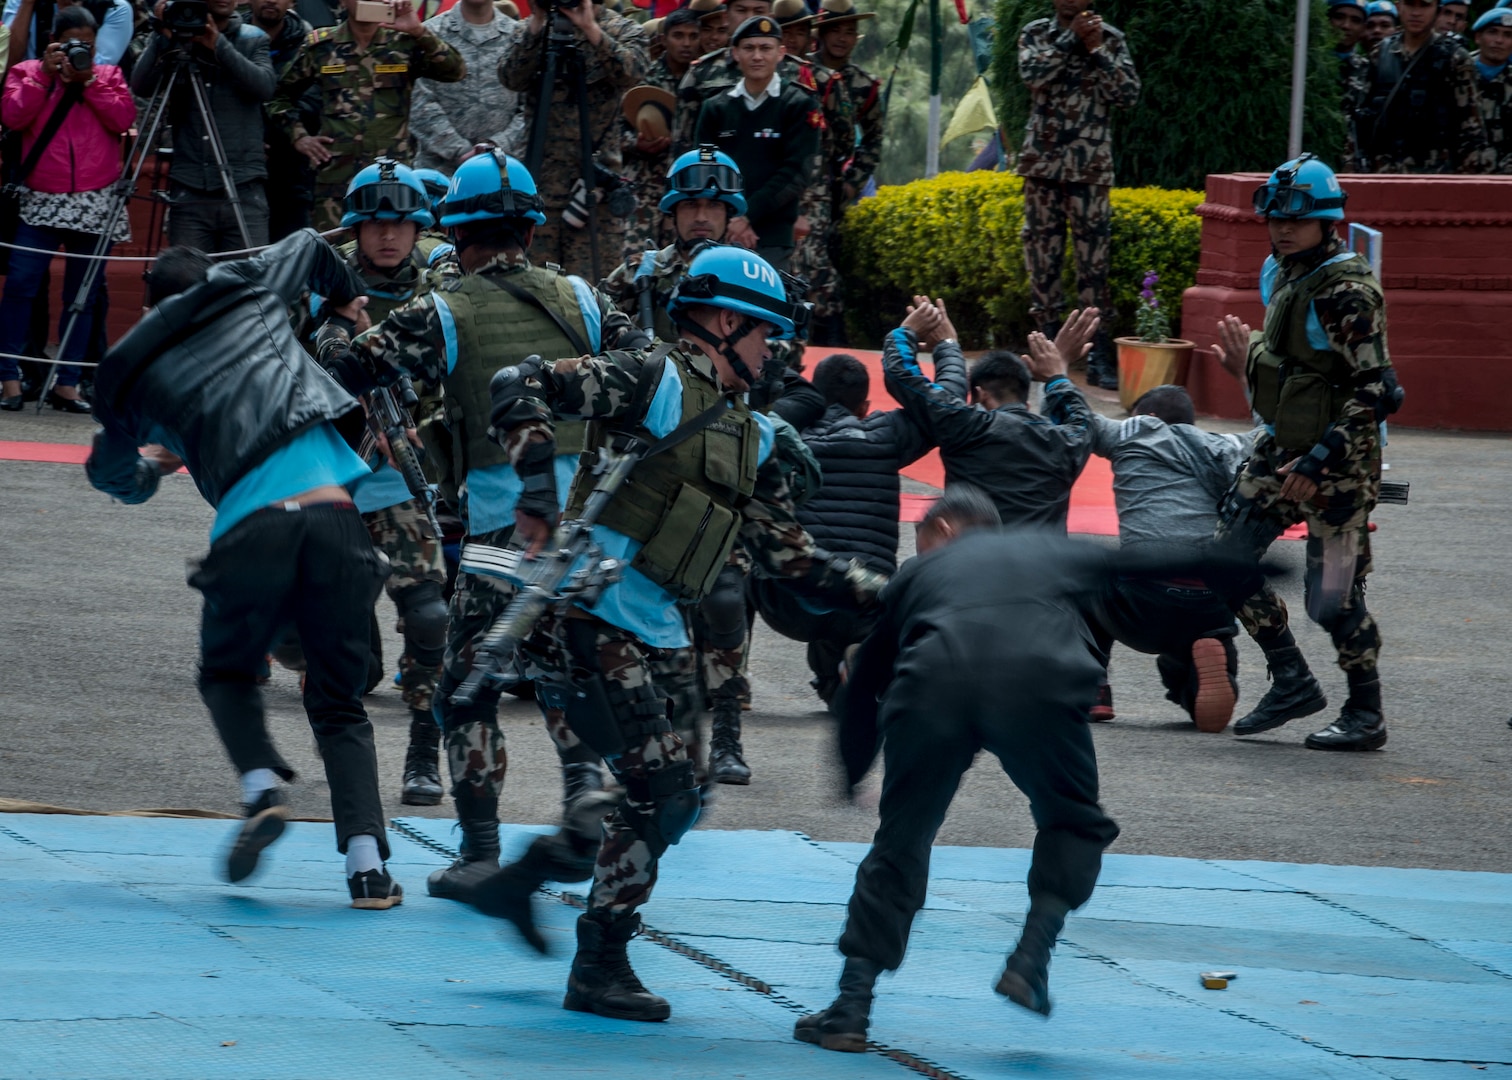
[839,171,1203,350]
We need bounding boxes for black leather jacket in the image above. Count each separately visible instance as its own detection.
[87,230,366,508]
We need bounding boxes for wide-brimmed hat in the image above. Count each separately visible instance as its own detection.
[773,0,815,28]
[813,0,876,29]
[622,84,677,138]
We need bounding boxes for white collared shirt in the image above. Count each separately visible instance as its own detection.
[728,71,782,111]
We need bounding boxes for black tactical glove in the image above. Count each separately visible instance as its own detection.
[322,346,381,398]
[799,553,888,613]
[514,435,560,521]
[488,355,546,437]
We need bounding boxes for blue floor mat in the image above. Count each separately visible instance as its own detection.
[2,812,1509,1080]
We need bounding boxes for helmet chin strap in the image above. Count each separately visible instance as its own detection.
[673,312,761,386]
[1272,222,1335,264]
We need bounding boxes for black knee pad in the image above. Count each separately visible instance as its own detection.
[694,563,748,649]
[1315,582,1370,642]
[620,759,701,858]
[396,581,447,661]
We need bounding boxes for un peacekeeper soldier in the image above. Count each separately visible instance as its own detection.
[1212,156,1403,751]
[1347,0,1491,173]
[1329,0,1370,97]
[269,0,467,232]
[795,486,1124,1050]
[497,0,649,279]
[1362,0,1399,50]
[1016,0,1140,390]
[316,151,650,899]
[602,145,744,340]
[617,6,703,259]
[467,244,881,1020]
[84,232,402,908]
[1437,0,1468,41]
[1471,7,1512,172]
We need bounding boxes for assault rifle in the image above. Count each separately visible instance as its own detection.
[364,375,443,542]
[449,438,642,708]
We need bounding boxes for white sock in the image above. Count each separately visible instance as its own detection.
[240,768,280,806]
[346,834,383,876]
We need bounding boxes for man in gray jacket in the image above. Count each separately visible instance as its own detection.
[133,0,277,250]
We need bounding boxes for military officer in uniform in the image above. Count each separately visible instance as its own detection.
[1362,0,1399,49]
[270,0,467,231]
[409,0,521,172]
[317,151,650,900]
[471,244,882,1021]
[1346,0,1491,173]
[497,0,649,279]
[1329,0,1370,93]
[1471,7,1512,171]
[1015,0,1140,390]
[693,0,730,55]
[1212,156,1403,752]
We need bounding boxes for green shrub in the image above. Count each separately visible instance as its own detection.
[989,0,1348,191]
[839,171,1202,349]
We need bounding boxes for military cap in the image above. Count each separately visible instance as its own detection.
[1326,0,1367,14]
[643,15,663,35]
[813,0,876,29]
[730,14,781,43]
[495,0,519,15]
[1474,5,1512,29]
[773,0,815,27]
[689,0,726,20]
[622,84,677,138]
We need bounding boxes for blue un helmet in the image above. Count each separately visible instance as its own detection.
[437,150,547,228]
[659,146,748,217]
[342,158,435,229]
[1364,0,1398,20]
[410,167,452,219]
[1474,6,1512,29]
[1252,153,1347,221]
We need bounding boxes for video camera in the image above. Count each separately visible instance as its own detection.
[154,0,210,39]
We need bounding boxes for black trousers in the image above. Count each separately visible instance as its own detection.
[1085,577,1238,704]
[838,638,1119,970]
[189,503,391,857]
[747,574,876,707]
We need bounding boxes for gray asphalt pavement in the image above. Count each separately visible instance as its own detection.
[2,402,1509,872]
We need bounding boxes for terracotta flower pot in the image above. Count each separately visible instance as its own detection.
[1114,337,1195,412]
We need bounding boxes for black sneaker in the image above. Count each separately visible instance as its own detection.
[224,787,288,884]
[349,867,404,910]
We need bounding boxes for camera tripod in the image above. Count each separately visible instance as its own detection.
[34,42,252,410]
[525,8,603,281]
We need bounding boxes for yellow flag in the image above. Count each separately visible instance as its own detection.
[941,76,999,148]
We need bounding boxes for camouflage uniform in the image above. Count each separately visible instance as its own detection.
[792,59,863,338]
[618,57,685,262]
[600,241,691,340]
[410,5,522,171]
[1472,51,1512,172]
[364,499,447,712]
[269,22,467,231]
[498,8,650,279]
[1345,32,1492,173]
[1215,235,1392,674]
[1015,17,1140,331]
[491,342,877,917]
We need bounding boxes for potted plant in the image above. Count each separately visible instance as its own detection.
[1114,271,1195,411]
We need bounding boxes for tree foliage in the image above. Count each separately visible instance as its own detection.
[989,0,1348,190]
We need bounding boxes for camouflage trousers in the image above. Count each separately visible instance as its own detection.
[364,499,446,713]
[311,186,347,235]
[1214,439,1382,672]
[791,201,841,324]
[533,212,627,282]
[1021,177,1112,330]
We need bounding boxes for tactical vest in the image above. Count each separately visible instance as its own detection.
[565,351,760,601]
[1248,254,1380,452]
[1359,38,1458,164]
[434,265,591,488]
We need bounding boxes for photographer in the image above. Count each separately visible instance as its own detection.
[496,0,648,277]
[84,230,403,908]
[0,5,133,413]
[244,0,316,239]
[5,0,134,69]
[270,0,466,232]
[131,0,275,251]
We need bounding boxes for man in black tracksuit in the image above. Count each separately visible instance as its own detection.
[693,15,821,270]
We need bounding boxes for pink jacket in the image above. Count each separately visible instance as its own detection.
[2,61,135,194]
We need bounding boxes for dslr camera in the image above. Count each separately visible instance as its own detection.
[61,38,93,71]
[158,0,210,38]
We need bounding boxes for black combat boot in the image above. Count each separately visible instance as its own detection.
[1085,330,1119,390]
[709,699,751,785]
[995,898,1069,1017]
[468,833,586,954]
[426,790,500,901]
[793,956,882,1052]
[1305,673,1386,751]
[563,911,671,1022]
[561,761,603,819]
[1233,645,1328,736]
[400,711,444,806]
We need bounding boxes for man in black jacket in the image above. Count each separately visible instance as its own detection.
[794,486,1121,1052]
[693,15,820,270]
[84,231,403,910]
[132,0,278,251]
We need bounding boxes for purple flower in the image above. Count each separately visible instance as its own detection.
[1141,288,1155,301]
[1143,271,1159,288]
[1149,298,1159,309]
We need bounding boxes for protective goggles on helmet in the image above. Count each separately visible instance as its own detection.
[1251,184,1347,218]
[346,180,429,218]
[440,188,547,221]
[669,162,743,198]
